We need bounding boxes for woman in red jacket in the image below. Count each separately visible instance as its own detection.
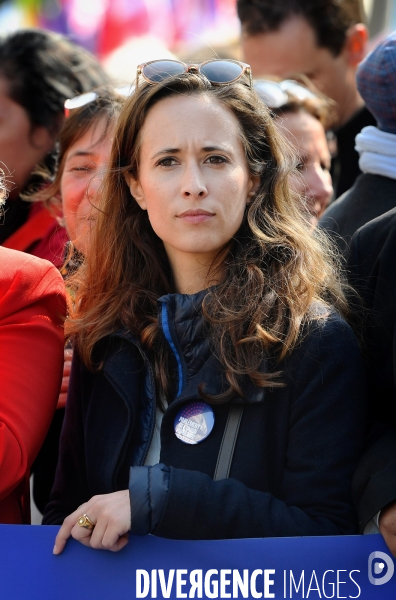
[0,181,65,521]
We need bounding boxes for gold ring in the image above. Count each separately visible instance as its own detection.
[77,513,95,530]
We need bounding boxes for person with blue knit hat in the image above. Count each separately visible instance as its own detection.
[344,32,396,556]
[320,32,396,257]
[356,32,396,135]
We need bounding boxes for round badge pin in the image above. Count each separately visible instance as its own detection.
[174,401,215,445]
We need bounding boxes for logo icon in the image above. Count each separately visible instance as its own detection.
[368,551,395,585]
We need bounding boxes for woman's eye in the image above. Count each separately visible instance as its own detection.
[70,165,93,173]
[157,157,177,167]
[295,162,305,172]
[206,155,226,164]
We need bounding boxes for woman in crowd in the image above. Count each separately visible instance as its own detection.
[0,28,111,264]
[0,177,65,523]
[44,60,366,551]
[254,79,334,225]
[0,31,110,513]
[38,87,126,258]
[31,87,125,514]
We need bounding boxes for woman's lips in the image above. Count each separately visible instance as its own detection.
[177,209,215,224]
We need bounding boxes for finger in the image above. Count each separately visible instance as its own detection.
[54,518,76,555]
[71,521,96,544]
[381,530,396,558]
[380,523,396,557]
[72,535,93,548]
[88,501,120,550]
[89,493,130,550]
[63,362,72,376]
[60,376,70,392]
[64,349,73,360]
[100,521,127,550]
[89,518,108,550]
[53,504,89,555]
[57,393,67,409]
[108,534,130,553]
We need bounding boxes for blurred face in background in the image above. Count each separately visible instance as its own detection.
[0,78,54,198]
[242,16,367,127]
[60,117,113,254]
[276,109,333,224]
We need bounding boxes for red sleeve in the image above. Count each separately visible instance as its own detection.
[0,248,66,502]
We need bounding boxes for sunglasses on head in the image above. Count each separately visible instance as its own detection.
[136,59,252,88]
[253,79,318,109]
[64,85,134,117]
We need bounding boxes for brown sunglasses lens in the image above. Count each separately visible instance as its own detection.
[142,61,186,83]
[200,60,244,83]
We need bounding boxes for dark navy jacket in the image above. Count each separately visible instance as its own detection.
[348,208,396,531]
[44,292,367,539]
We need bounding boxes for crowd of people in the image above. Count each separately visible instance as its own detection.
[1,0,396,559]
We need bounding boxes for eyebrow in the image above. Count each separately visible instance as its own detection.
[152,145,230,158]
[67,151,94,159]
[152,148,179,158]
[298,151,331,168]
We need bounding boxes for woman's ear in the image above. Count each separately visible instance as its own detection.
[247,174,261,203]
[124,173,147,210]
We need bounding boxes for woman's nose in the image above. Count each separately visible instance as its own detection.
[181,163,208,199]
[85,168,105,198]
[306,166,333,214]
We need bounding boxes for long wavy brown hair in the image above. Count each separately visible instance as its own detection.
[66,73,348,402]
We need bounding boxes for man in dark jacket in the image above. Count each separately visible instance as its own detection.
[321,33,396,257]
[348,207,396,553]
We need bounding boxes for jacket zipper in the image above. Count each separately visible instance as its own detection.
[160,301,183,396]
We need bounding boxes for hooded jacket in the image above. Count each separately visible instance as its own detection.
[44,290,366,539]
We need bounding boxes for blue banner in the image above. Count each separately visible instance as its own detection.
[0,526,395,599]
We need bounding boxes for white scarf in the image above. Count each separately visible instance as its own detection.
[355,125,396,180]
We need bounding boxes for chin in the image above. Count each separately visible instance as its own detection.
[183,244,221,255]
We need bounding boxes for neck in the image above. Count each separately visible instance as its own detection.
[166,250,222,294]
[337,86,364,128]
